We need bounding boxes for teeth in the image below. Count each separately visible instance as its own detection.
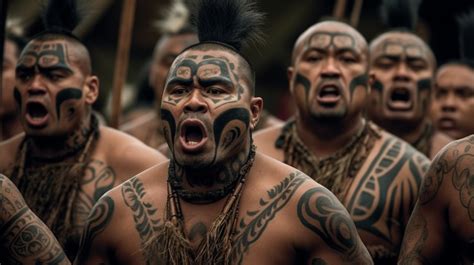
[188,141,199,146]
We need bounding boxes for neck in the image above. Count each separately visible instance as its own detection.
[382,118,428,145]
[28,114,94,160]
[0,113,23,141]
[170,140,254,204]
[295,113,365,157]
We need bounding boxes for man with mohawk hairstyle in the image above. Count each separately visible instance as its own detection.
[431,11,474,140]
[398,12,474,265]
[75,0,372,264]
[253,16,429,265]
[0,0,167,260]
[367,0,452,159]
[121,0,282,152]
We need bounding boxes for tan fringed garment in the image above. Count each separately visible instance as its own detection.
[142,145,256,265]
[275,119,381,201]
[8,115,99,258]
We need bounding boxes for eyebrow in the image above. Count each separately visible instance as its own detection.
[198,76,234,88]
[166,77,193,87]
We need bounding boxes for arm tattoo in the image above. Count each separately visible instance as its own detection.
[0,175,69,265]
[398,206,429,265]
[75,195,115,263]
[231,171,308,263]
[121,177,161,245]
[297,187,371,263]
[419,135,474,221]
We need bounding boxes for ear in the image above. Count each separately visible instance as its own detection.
[249,96,263,131]
[84,75,99,104]
[287,66,295,94]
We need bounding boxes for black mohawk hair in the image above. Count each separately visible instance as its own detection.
[192,0,265,51]
[380,0,422,30]
[457,10,474,62]
[42,0,81,35]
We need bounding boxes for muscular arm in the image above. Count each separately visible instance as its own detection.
[297,186,374,265]
[0,174,70,265]
[398,136,474,264]
[74,194,116,265]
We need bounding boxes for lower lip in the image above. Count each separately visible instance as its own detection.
[438,118,456,129]
[25,113,50,128]
[387,101,412,111]
[316,95,341,105]
[179,136,208,153]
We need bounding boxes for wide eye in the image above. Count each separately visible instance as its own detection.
[47,71,66,81]
[409,61,427,71]
[376,58,394,69]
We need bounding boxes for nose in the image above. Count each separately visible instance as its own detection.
[183,89,208,114]
[321,57,341,78]
[27,75,47,96]
[393,63,411,82]
[440,92,457,113]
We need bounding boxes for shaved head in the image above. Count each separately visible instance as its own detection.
[291,21,368,65]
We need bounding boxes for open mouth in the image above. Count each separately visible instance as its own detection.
[25,102,49,127]
[179,120,208,152]
[437,117,457,130]
[387,87,412,110]
[316,85,341,105]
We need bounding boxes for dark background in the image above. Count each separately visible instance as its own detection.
[6,0,474,120]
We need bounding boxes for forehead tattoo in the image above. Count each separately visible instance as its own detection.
[18,43,71,70]
[306,31,356,50]
[381,41,424,58]
[164,55,243,107]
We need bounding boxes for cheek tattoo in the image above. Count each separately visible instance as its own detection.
[295,73,312,102]
[160,108,177,147]
[349,74,369,100]
[56,88,83,120]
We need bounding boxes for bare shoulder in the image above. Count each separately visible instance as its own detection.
[96,126,168,182]
[419,135,474,206]
[378,130,430,178]
[430,130,454,159]
[0,133,24,173]
[241,154,371,264]
[252,123,285,161]
[120,111,157,139]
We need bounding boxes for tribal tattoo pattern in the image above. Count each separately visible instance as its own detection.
[75,195,115,264]
[231,171,309,263]
[163,55,244,108]
[0,175,69,265]
[420,135,474,221]
[344,137,427,251]
[121,177,161,246]
[297,187,370,263]
[73,160,116,233]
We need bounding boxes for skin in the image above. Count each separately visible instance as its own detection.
[398,135,474,265]
[122,33,282,153]
[75,46,372,265]
[368,31,451,158]
[253,21,430,264]
[1,39,23,141]
[0,174,70,265]
[0,37,167,258]
[432,63,474,140]
[120,33,199,150]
